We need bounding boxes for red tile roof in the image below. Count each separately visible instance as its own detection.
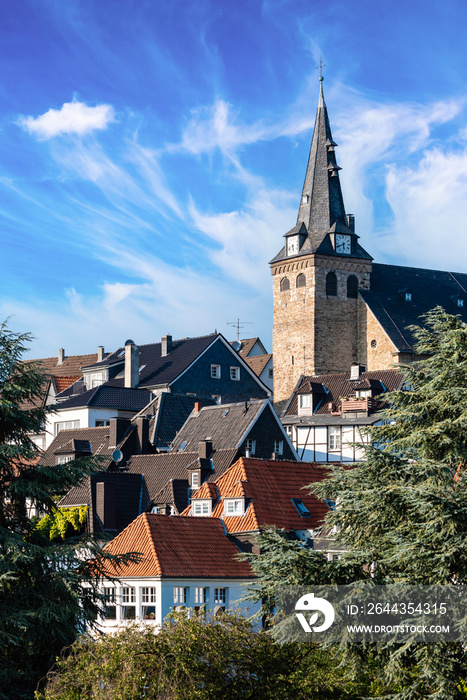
[244,354,272,377]
[53,375,81,393]
[100,513,255,579]
[187,457,331,533]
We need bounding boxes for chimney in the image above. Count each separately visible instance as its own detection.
[161,334,172,357]
[97,346,105,362]
[245,449,251,458]
[136,417,150,454]
[124,339,139,388]
[109,418,131,448]
[194,401,203,414]
[350,362,364,380]
[198,440,212,460]
[95,480,117,530]
[58,348,65,365]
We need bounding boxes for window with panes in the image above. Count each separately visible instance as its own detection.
[121,586,136,620]
[141,587,156,619]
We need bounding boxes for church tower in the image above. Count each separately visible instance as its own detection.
[270,75,373,402]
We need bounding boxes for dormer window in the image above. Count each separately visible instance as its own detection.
[56,455,73,465]
[292,498,311,517]
[299,394,311,408]
[225,499,244,516]
[301,194,309,204]
[191,472,199,489]
[193,500,212,516]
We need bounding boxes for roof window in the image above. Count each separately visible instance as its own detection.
[451,294,464,308]
[179,441,188,452]
[325,499,336,510]
[292,498,311,517]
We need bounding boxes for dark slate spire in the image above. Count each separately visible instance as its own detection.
[297,76,350,249]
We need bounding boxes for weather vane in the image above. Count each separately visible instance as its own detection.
[316,57,326,81]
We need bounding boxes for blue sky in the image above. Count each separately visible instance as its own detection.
[2,0,467,357]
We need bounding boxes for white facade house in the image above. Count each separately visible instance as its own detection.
[96,513,259,633]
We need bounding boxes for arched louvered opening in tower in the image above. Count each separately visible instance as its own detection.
[296,273,306,288]
[347,275,358,299]
[280,277,290,292]
[325,271,337,297]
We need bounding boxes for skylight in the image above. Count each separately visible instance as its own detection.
[324,499,336,510]
[179,441,188,452]
[291,498,311,516]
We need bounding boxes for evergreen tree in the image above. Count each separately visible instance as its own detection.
[0,322,134,700]
[249,308,467,699]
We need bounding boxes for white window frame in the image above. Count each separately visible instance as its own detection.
[273,440,283,455]
[56,455,73,464]
[121,586,136,620]
[191,472,199,489]
[299,394,312,408]
[193,501,211,516]
[211,364,221,379]
[212,395,221,404]
[195,587,208,605]
[102,587,116,620]
[328,426,341,450]
[54,420,80,436]
[245,439,256,455]
[173,587,188,605]
[230,366,240,381]
[225,499,243,516]
[214,587,227,605]
[141,587,156,620]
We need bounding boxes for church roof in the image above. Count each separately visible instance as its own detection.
[270,79,372,264]
[360,263,467,353]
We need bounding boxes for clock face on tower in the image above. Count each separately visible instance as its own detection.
[335,234,351,254]
[287,236,299,256]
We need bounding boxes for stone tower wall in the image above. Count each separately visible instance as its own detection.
[272,254,372,402]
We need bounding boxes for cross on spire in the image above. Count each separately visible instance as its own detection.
[316,57,326,81]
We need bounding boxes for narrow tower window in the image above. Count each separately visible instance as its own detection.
[326,271,337,297]
[296,273,306,288]
[347,275,358,299]
[280,277,290,292]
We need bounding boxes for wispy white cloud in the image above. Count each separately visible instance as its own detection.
[384,146,467,270]
[17,99,115,140]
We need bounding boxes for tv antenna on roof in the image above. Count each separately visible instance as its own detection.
[226,318,253,342]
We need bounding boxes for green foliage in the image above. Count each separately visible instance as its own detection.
[39,611,372,700]
[35,506,88,540]
[248,308,467,699]
[0,322,139,700]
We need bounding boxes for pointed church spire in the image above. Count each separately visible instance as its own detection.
[296,75,350,247]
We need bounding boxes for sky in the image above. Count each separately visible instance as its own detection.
[2,0,467,358]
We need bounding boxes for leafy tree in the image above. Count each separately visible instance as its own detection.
[248,308,467,699]
[0,322,135,700]
[39,611,373,700]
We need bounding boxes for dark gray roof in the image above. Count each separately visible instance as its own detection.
[40,426,114,468]
[123,449,241,511]
[270,80,371,265]
[152,479,190,514]
[134,393,216,450]
[170,400,268,452]
[360,263,467,353]
[55,385,152,411]
[60,472,143,536]
[85,333,218,389]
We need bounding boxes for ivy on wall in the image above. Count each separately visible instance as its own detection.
[35,505,88,540]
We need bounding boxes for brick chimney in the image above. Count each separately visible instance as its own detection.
[109,417,131,448]
[198,440,212,460]
[58,348,65,365]
[124,339,139,388]
[136,417,150,454]
[194,401,203,413]
[97,346,105,362]
[95,480,117,531]
[161,334,172,357]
